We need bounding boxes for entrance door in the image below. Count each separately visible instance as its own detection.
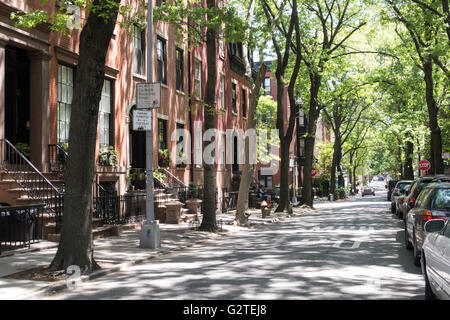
[5,46,30,150]
[130,106,146,170]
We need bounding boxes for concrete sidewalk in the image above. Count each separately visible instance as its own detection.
[0,208,300,300]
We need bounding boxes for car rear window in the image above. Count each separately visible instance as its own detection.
[415,187,433,209]
[417,179,435,193]
[431,188,450,211]
[397,183,411,191]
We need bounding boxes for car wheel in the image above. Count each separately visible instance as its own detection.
[373,192,375,196]
[391,203,395,213]
[398,210,403,219]
[404,225,413,250]
[362,194,364,197]
[422,255,436,300]
[413,233,421,266]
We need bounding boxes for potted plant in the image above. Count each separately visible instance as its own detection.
[57,143,68,162]
[15,142,30,159]
[128,169,146,190]
[99,146,118,167]
[177,151,187,168]
[158,149,171,168]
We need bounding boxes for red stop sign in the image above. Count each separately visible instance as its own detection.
[419,160,431,171]
[312,167,317,177]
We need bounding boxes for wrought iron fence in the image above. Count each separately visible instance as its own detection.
[0,203,45,254]
[93,193,147,225]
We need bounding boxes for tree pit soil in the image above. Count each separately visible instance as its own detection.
[4,261,117,282]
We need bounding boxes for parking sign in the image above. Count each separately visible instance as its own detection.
[136,82,161,109]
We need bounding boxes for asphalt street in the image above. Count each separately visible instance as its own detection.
[43,181,425,300]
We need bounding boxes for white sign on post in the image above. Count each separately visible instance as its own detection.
[137,82,161,109]
[133,109,152,131]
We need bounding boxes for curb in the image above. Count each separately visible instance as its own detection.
[20,213,298,300]
[21,226,243,299]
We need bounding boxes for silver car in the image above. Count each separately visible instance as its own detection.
[421,219,450,300]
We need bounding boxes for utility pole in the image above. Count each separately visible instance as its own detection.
[139,0,161,249]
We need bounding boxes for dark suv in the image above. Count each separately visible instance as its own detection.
[405,182,450,266]
[400,176,436,221]
[387,179,399,201]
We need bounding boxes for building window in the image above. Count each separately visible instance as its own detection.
[158,119,168,151]
[299,138,305,157]
[99,80,113,148]
[232,83,237,114]
[156,37,167,84]
[220,133,226,169]
[133,25,145,76]
[298,109,305,126]
[259,170,273,188]
[57,64,74,144]
[263,77,271,95]
[242,88,247,118]
[176,48,184,92]
[194,60,202,99]
[220,75,225,109]
[219,30,225,58]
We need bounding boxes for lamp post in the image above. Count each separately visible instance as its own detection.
[139,0,161,249]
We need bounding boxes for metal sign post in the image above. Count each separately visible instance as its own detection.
[139,0,161,249]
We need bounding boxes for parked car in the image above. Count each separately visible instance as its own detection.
[391,180,413,214]
[394,184,410,218]
[421,219,450,300]
[361,185,375,196]
[432,175,450,183]
[405,182,450,266]
[400,176,436,221]
[386,179,399,201]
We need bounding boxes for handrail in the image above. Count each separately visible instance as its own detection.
[1,139,61,194]
[158,167,188,188]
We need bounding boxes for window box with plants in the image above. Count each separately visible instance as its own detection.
[158,149,171,168]
[98,146,118,170]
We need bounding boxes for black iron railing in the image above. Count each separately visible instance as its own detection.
[0,203,45,254]
[48,144,68,178]
[93,193,147,225]
[0,139,64,232]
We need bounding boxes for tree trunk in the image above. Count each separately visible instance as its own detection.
[275,138,291,212]
[423,58,444,174]
[403,140,414,180]
[199,0,218,232]
[50,0,120,273]
[235,63,266,225]
[301,73,321,207]
[330,134,342,200]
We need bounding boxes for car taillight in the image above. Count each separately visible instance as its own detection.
[423,210,449,222]
[410,196,415,206]
[423,210,432,221]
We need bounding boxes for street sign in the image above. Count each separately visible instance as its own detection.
[312,167,317,177]
[136,82,161,109]
[419,160,431,171]
[133,109,152,131]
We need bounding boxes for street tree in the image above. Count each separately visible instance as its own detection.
[384,0,448,174]
[11,0,145,272]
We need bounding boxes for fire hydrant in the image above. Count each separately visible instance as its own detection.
[261,201,270,218]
